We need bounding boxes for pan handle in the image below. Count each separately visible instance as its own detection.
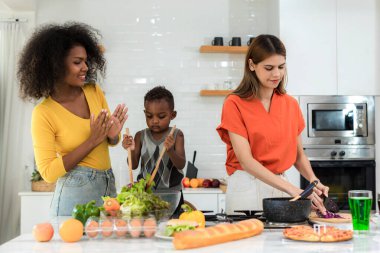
[289,180,318,202]
[192,150,197,164]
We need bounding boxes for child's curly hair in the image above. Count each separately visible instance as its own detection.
[144,86,175,110]
[17,22,106,100]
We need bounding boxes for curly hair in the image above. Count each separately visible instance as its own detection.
[144,86,175,110]
[17,22,106,100]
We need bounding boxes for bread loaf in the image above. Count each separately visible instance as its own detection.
[173,218,264,250]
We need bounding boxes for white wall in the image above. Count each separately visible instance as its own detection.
[30,0,278,189]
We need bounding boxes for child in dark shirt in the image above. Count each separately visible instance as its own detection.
[122,86,186,216]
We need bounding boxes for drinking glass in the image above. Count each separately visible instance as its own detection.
[348,190,372,231]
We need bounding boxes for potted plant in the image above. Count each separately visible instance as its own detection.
[31,169,56,192]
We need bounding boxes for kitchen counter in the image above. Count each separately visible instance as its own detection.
[1,229,380,253]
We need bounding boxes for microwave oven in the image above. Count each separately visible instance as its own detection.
[299,96,375,145]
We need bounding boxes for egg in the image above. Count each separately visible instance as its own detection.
[129,218,142,238]
[115,219,128,237]
[85,220,99,238]
[101,220,114,238]
[143,218,157,238]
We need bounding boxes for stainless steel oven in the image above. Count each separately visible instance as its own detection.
[299,96,376,210]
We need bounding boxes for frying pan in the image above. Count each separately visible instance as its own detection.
[263,181,315,222]
[263,197,311,223]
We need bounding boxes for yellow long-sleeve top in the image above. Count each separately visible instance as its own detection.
[32,84,115,183]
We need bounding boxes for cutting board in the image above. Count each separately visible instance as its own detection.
[309,211,352,224]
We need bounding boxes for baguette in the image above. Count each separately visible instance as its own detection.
[173,218,264,250]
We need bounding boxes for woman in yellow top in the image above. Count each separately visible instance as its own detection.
[17,22,128,216]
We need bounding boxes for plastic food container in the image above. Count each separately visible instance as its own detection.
[84,216,158,239]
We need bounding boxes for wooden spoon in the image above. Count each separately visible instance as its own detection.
[125,128,134,185]
[146,125,176,189]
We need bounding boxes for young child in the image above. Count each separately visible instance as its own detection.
[122,86,186,192]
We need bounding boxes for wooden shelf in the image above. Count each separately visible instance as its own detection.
[199,90,232,96]
[199,45,248,54]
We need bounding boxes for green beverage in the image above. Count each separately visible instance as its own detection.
[348,197,372,230]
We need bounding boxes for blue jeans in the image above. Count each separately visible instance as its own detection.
[50,166,116,216]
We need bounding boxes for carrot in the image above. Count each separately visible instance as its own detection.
[103,197,120,212]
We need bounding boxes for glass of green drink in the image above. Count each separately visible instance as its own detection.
[348,190,372,231]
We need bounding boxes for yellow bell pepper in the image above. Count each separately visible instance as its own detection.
[179,204,205,228]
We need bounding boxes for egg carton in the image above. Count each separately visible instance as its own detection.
[84,216,157,239]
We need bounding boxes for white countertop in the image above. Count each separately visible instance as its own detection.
[19,188,224,196]
[1,228,380,253]
[19,191,54,196]
[182,188,223,194]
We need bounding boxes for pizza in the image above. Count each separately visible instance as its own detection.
[283,225,353,242]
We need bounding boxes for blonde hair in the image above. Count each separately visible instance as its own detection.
[232,34,287,99]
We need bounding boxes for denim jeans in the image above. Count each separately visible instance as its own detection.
[50,166,116,216]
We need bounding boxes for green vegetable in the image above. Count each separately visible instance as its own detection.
[164,224,196,236]
[116,175,169,219]
[72,200,101,225]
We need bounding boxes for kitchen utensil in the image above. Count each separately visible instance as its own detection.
[185,151,198,179]
[290,180,319,201]
[146,126,176,189]
[322,194,340,213]
[229,37,241,46]
[125,128,133,185]
[247,37,255,46]
[263,197,311,223]
[154,190,181,218]
[211,37,223,46]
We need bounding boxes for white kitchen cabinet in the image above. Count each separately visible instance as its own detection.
[336,0,379,95]
[279,0,337,95]
[183,188,226,213]
[19,192,53,234]
[279,0,379,96]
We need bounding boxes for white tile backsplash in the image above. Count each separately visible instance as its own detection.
[30,0,278,188]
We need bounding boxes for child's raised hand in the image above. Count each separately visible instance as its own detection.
[122,134,135,150]
[164,134,175,151]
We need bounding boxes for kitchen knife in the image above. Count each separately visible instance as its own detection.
[185,151,198,179]
[322,194,340,213]
[289,180,319,202]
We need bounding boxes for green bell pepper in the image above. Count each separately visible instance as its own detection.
[72,200,101,225]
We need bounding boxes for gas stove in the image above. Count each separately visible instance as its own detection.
[204,210,309,229]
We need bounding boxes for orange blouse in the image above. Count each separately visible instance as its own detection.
[216,93,305,175]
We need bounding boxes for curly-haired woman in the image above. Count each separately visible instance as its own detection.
[17,22,128,216]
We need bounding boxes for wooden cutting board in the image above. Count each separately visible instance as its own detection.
[309,212,352,223]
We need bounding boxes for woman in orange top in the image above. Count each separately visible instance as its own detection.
[216,34,329,214]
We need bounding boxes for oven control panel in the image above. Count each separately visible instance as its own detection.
[303,146,375,160]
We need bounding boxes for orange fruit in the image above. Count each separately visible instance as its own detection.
[85,220,99,238]
[115,219,128,237]
[190,178,199,188]
[32,223,54,242]
[101,220,114,238]
[59,218,83,243]
[143,218,157,238]
[197,178,205,187]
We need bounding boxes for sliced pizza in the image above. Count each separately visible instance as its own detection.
[283,225,353,243]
